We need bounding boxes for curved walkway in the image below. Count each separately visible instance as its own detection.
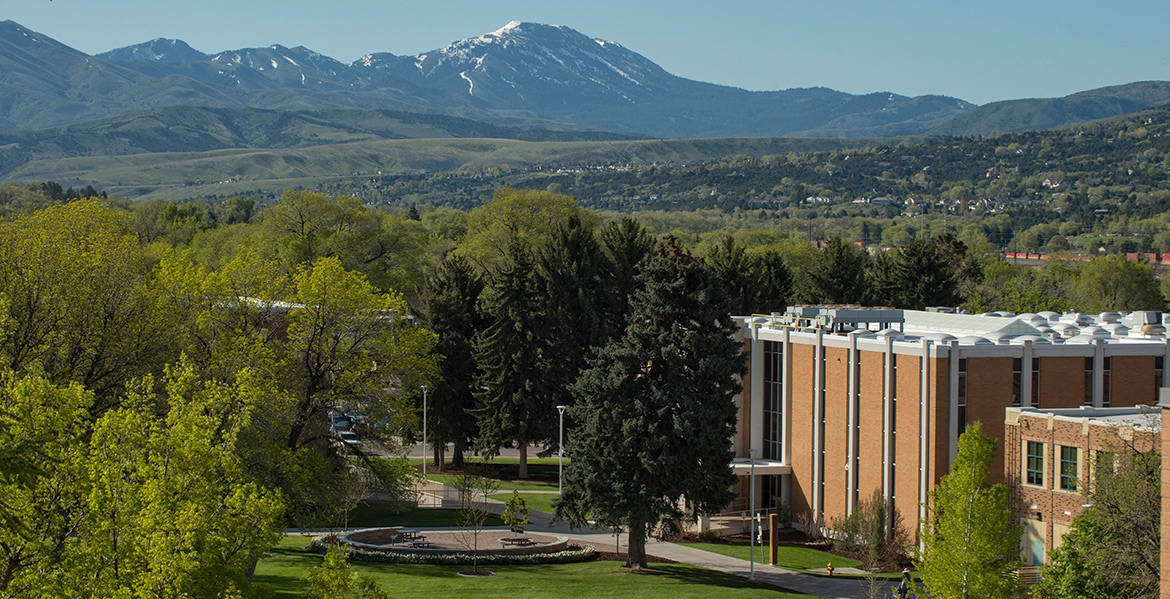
[473,493,900,599]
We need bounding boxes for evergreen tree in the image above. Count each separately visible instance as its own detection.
[870,239,960,309]
[423,254,486,468]
[597,216,655,336]
[917,423,1021,599]
[804,237,870,305]
[705,236,795,315]
[557,237,745,569]
[474,241,551,479]
[537,215,606,416]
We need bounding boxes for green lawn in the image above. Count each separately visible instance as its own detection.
[489,491,559,515]
[345,504,504,528]
[415,456,566,470]
[428,474,559,492]
[678,540,859,573]
[254,536,819,598]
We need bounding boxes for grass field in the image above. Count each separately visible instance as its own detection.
[253,536,820,599]
[5,136,860,202]
[488,491,559,515]
[427,474,559,492]
[678,540,860,574]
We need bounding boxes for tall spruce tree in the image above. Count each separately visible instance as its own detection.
[537,215,606,415]
[597,216,655,337]
[557,237,745,569]
[473,241,550,479]
[917,423,1021,599]
[870,239,960,309]
[423,254,486,468]
[803,236,870,305]
[705,236,793,315]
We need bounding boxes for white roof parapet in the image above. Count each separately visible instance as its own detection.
[903,310,1043,336]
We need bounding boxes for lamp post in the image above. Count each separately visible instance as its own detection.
[556,405,567,495]
[421,385,428,477]
[749,448,758,581]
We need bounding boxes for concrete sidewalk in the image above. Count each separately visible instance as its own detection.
[482,497,899,599]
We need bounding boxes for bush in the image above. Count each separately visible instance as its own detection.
[829,488,908,565]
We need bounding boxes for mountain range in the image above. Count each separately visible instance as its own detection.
[6,18,1169,143]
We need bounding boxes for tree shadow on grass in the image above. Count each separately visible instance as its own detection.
[631,564,819,596]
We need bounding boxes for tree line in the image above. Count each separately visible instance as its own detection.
[1,183,1166,591]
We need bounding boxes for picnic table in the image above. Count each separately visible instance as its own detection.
[409,540,435,548]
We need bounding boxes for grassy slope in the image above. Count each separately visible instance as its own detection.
[254,536,819,599]
[4,137,866,201]
[678,541,859,573]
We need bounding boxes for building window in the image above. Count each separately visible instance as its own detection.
[1084,357,1093,406]
[1012,358,1022,407]
[1060,446,1079,492]
[1026,441,1044,486]
[1094,450,1115,488]
[1031,357,1041,407]
[957,358,967,439]
[763,341,783,461]
[1156,357,1164,402]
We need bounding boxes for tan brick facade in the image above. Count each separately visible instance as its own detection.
[735,309,1169,550]
[1005,408,1159,565]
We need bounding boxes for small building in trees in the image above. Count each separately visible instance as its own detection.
[727,306,1170,547]
[1003,405,1159,566]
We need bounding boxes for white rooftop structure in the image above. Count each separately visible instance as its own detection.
[1008,405,1162,432]
[747,306,1170,348]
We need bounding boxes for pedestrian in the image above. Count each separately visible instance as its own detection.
[896,567,911,599]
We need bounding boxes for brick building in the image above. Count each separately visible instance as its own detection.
[728,306,1170,543]
[1003,406,1159,565]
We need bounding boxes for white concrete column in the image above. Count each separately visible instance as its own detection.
[750,326,764,456]
[846,332,860,515]
[1093,339,1105,408]
[782,327,792,467]
[948,339,960,467]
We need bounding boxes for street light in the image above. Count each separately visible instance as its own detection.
[749,447,758,581]
[556,405,567,495]
[421,385,428,477]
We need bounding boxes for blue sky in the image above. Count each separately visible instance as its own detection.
[7,0,1169,105]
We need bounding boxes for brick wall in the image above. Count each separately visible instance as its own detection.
[1040,356,1086,408]
[967,356,1013,484]
[789,343,815,521]
[1007,410,1158,566]
[823,346,850,524]
[894,353,923,532]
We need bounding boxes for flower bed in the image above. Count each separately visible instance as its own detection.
[308,536,595,566]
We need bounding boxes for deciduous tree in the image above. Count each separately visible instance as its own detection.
[916,423,1020,599]
[1035,438,1160,599]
